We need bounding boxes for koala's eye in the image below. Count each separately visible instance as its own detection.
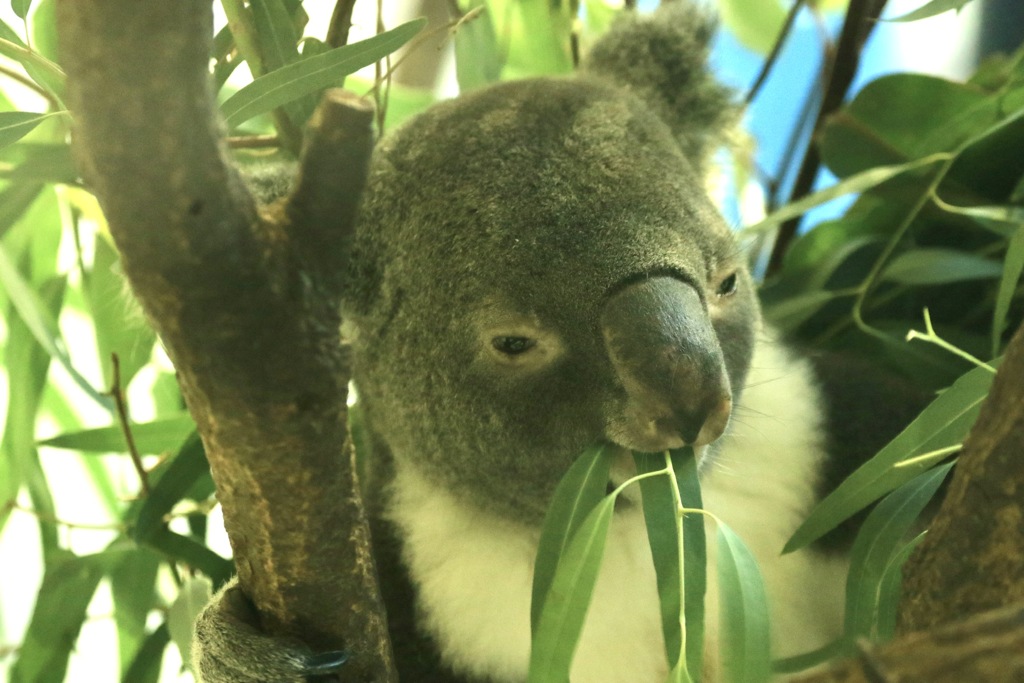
[717,272,738,297]
[492,336,537,356]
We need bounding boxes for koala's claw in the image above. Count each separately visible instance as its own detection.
[300,650,350,675]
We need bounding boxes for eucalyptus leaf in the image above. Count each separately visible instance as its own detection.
[130,432,209,542]
[221,18,426,128]
[844,463,952,640]
[716,523,772,683]
[874,531,928,641]
[0,182,42,243]
[0,242,109,407]
[881,248,1004,285]
[885,0,974,22]
[145,527,233,589]
[820,75,987,178]
[0,29,65,102]
[1,276,63,550]
[785,362,996,552]
[8,549,122,683]
[168,575,213,672]
[635,448,705,678]
[717,0,787,55]
[86,233,156,386]
[12,0,33,19]
[993,227,1024,356]
[110,549,161,674]
[38,413,195,454]
[742,154,950,235]
[531,443,614,631]
[0,111,61,150]
[454,6,504,92]
[121,623,170,683]
[528,496,616,683]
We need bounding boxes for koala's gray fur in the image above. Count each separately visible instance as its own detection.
[192,4,925,682]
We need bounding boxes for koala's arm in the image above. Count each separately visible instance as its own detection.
[191,578,349,683]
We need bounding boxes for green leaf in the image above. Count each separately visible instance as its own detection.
[0,142,78,184]
[762,290,844,333]
[820,75,989,178]
[0,111,61,150]
[250,0,315,127]
[121,623,170,683]
[109,548,161,675]
[145,527,233,588]
[491,0,574,78]
[221,18,426,128]
[168,575,213,672]
[1,276,63,551]
[0,28,65,102]
[993,227,1024,356]
[11,0,33,19]
[0,242,110,407]
[676,450,706,679]
[38,413,196,454]
[0,182,42,243]
[85,233,156,386]
[718,0,787,55]
[742,153,950,235]
[880,248,1005,285]
[454,6,505,92]
[786,362,995,552]
[844,463,952,640]
[635,448,705,679]
[130,432,209,542]
[9,549,121,683]
[716,523,772,683]
[528,496,617,683]
[874,531,928,641]
[531,443,614,631]
[885,0,974,22]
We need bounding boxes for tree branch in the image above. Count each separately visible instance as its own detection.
[765,0,887,277]
[794,602,1024,682]
[56,2,395,681]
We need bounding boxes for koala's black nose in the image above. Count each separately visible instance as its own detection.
[600,275,732,451]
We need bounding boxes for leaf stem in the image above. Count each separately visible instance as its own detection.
[905,308,996,372]
[107,353,151,496]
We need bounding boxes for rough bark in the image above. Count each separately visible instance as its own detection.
[897,320,1024,632]
[794,602,1024,683]
[55,2,396,682]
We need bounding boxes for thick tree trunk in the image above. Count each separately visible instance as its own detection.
[55,2,397,681]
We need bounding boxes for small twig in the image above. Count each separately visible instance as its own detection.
[367,6,485,98]
[905,308,997,372]
[0,63,61,111]
[745,0,807,105]
[855,638,896,683]
[107,353,152,495]
[227,134,281,149]
[326,0,358,48]
[10,501,126,531]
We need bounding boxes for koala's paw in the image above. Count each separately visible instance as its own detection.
[192,579,349,683]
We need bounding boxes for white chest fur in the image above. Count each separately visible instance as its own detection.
[385,336,849,682]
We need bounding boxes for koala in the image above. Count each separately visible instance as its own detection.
[193,4,924,682]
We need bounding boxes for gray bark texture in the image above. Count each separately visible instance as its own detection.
[55,2,397,681]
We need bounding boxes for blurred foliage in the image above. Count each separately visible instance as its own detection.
[0,0,1020,681]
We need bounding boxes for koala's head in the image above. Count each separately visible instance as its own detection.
[342,6,757,522]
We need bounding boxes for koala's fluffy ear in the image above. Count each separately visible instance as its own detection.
[581,2,738,175]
